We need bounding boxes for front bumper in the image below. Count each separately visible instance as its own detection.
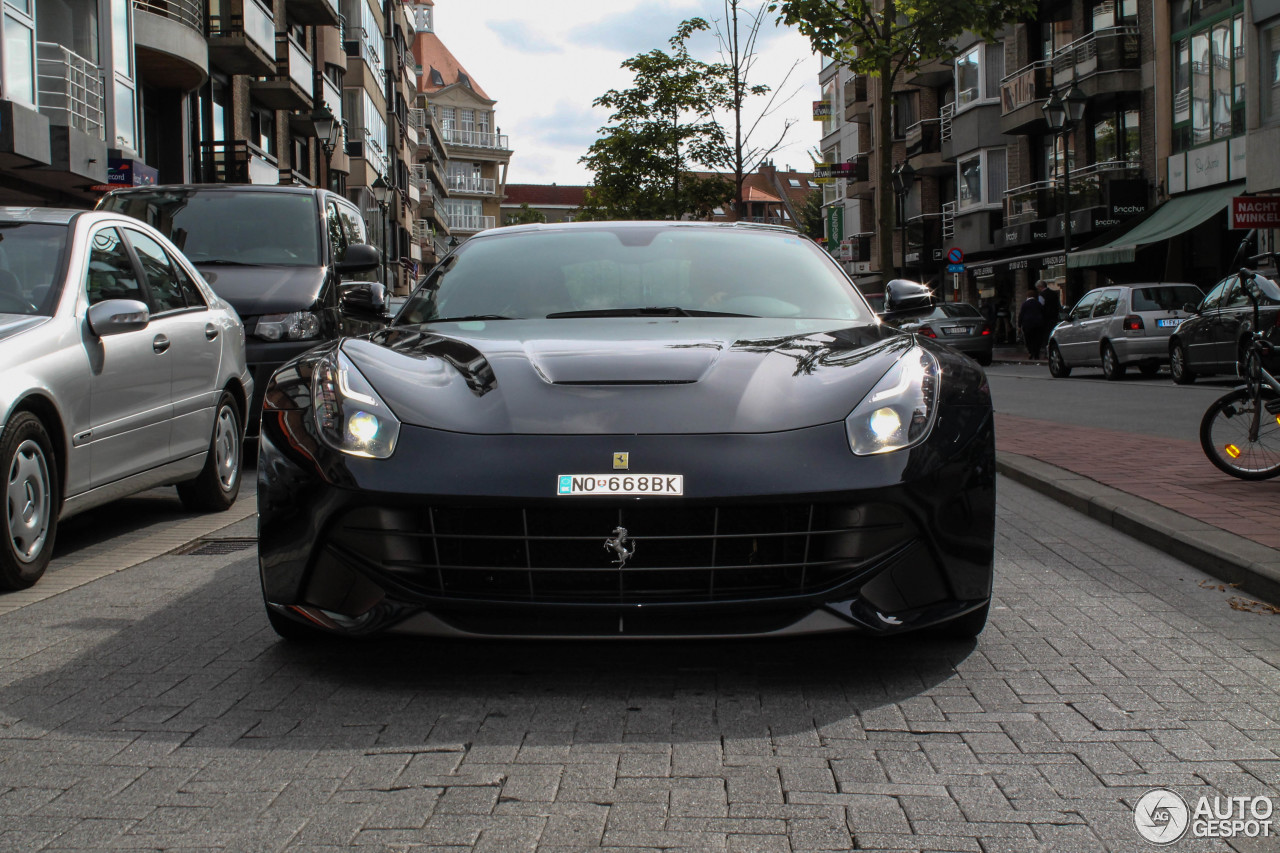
[257,407,996,639]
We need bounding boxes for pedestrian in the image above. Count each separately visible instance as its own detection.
[1036,279,1061,327]
[1019,284,1045,359]
[994,297,1012,343]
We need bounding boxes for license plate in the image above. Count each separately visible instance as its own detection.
[1157,318,1181,328]
[942,326,970,336]
[557,474,684,496]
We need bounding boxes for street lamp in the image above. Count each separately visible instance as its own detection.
[1042,83,1087,302]
[310,106,336,160]
[891,162,916,279]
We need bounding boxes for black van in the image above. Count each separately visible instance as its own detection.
[99,185,387,431]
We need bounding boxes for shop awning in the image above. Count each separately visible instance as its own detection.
[1068,183,1240,268]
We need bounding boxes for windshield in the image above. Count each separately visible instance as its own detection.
[100,190,321,267]
[0,223,69,316]
[397,226,871,323]
[1132,285,1203,311]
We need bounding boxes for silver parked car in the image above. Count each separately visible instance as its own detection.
[1047,282,1204,380]
[1,208,252,590]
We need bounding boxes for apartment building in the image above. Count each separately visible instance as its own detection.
[821,0,1259,311]
[410,0,512,248]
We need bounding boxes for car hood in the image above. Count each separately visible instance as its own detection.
[192,263,326,316]
[0,314,48,344]
[342,318,909,435]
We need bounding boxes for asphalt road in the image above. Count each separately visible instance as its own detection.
[985,362,1243,442]
[0,479,1276,852]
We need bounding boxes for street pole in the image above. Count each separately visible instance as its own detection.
[1043,83,1087,306]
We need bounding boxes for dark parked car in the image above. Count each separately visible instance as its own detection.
[880,283,993,366]
[1167,270,1280,383]
[1047,283,1203,380]
[256,222,995,642]
[98,185,384,430]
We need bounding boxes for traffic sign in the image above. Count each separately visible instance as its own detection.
[947,263,965,273]
[946,247,964,264]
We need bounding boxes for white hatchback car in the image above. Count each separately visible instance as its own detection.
[1047,283,1204,380]
[1,208,252,590]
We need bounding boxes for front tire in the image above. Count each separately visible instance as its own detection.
[177,391,243,512]
[2,412,58,590]
[1101,342,1126,380]
[1048,343,1071,378]
[1171,340,1196,384]
[1200,387,1280,480]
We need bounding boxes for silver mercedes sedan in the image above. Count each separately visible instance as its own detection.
[1,208,252,590]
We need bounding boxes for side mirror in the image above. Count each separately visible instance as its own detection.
[1183,302,1199,313]
[335,243,381,274]
[340,282,387,318]
[87,299,149,336]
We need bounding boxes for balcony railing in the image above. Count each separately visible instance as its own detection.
[286,38,313,93]
[133,0,202,32]
[345,26,385,80]
[1052,26,1140,86]
[447,175,496,194]
[199,139,278,184]
[448,213,495,232]
[904,118,941,158]
[1068,160,1142,209]
[207,0,275,56]
[939,103,954,142]
[442,127,510,150]
[843,75,867,107]
[321,74,342,126]
[1000,59,1051,115]
[1003,161,1143,223]
[941,200,956,239]
[413,219,436,243]
[36,43,104,139]
[1003,180,1057,224]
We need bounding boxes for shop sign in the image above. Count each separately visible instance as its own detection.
[972,265,995,279]
[107,157,157,187]
[1187,140,1228,191]
[826,206,844,251]
[1168,153,1187,195]
[1230,196,1280,229]
[812,100,832,120]
[1108,179,1147,220]
[1230,137,1247,181]
[814,162,854,181]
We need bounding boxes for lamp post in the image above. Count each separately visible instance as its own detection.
[891,162,916,280]
[1042,83,1087,302]
[370,174,392,290]
[309,107,338,191]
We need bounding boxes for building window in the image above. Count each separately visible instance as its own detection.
[893,92,917,139]
[1090,0,1136,30]
[954,43,1004,111]
[957,148,1007,210]
[1091,103,1141,165]
[1263,19,1280,124]
[3,5,35,106]
[1171,5,1243,152]
[250,107,275,155]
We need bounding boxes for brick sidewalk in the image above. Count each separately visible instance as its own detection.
[996,413,1280,550]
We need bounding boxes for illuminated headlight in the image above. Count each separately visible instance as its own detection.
[254,311,322,342]
[312,350,400,458]
[846,346,940,455]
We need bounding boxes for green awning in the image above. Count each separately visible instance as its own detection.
[1067,183,1240,268]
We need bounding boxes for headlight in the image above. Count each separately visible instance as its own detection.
[846,346,940,455]
[254,311,322,341]
[312,350,401,458]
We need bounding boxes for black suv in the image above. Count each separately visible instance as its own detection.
[99,185,386,429]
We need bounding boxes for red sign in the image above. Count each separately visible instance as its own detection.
[1230,196,1280,229]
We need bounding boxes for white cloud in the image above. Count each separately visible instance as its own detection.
[431,0,822,184]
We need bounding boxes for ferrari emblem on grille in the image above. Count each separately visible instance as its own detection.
[604,526,635,568]
[613,452,629,470]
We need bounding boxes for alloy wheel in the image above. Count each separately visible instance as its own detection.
[6,439,51,564]
[214,405,240,493]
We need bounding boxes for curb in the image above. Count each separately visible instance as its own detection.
[997,452,1280,605]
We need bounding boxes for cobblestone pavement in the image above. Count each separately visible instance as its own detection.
[0,479,1277,853]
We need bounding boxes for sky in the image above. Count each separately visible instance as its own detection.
[429,0,824,186]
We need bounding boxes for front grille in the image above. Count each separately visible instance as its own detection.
[326,502,917,605]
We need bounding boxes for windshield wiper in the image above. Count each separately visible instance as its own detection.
[545,306,756,319]
[429,314,520,322]
[189,258,273,267]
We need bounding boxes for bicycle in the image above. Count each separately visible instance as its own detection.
[1199,265,1280,479]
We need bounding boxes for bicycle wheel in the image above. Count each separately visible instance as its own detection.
[1200,387,1280,480]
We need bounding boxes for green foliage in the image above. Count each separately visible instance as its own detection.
[799,189,824,240]
[504,203,547,226]
[580,18,737,220]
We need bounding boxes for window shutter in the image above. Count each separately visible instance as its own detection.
[984,44,1006,100]
[986,148,1008,203]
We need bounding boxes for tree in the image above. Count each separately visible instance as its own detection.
[770,0,1034,276]
[799,188,823,240]
[580,18,736,220]
[712,1,803,220]
[504,203,547,226]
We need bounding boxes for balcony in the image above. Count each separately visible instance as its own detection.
[442,127,511,152]
[345,126,389,178]
[999,60,1051,135]
[1052,26,1140,91]
[344,27,385,81]
[285,0,340,27]
[904,118,947,176]
[198,140,279,185]
[207,0,275,77]
[942,200,956,240]
[250,35,314,111]
[447,174,497,195]
[907,56,952,88]
[1003,180,1057,226]
[448,213,496,233]
[845,153,873,199]
[36,44,104,140]
[132,0,208,89]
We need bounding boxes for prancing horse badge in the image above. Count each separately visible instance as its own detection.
[613,452,629,470]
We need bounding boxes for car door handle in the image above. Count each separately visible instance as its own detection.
[153,334,170,354]
[205,323,219,341]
